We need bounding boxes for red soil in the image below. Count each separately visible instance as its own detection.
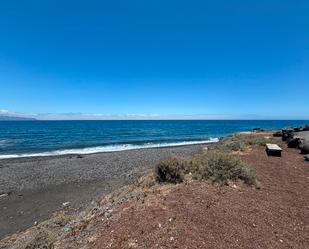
[56,145,309,249]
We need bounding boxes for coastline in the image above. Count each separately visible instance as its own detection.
[0,138,218,160]
[0,143,207,239]
[1,128,308,248]
[1,130,308,248]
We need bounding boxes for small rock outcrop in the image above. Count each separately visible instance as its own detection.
[287,138,302,148]
[302,125,309,131]
[299,141,309,154]
[282,129,294,141]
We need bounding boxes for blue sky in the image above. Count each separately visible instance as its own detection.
[0,0,308,119]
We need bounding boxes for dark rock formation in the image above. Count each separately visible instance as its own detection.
[302,125,309,131]
[252,128,265,132]
[288,138,302,148]
[299,141,309,154]
[282,129,294,141]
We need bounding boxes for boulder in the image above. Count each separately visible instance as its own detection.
[293,127,302,132]
[302,125,309,131]
[299,141,309,154]
[304,154,309,161]
[252,128,265,132]
[282,129,294,141]
[288,138,302,148]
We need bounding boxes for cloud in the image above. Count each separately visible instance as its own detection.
[0,109,228,120]
[0,109,10,114]
[1,108,308,120]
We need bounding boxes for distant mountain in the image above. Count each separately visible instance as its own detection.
[0,115,37,121]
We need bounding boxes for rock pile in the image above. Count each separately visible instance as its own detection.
[274,125,309,161]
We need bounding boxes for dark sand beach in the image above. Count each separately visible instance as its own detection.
[0,144,205,239]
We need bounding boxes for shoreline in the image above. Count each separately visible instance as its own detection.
[0,138,218,160]
[1,127,308,247]
[0,143,207,239]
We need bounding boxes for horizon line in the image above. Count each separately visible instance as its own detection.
[1,109,309,121]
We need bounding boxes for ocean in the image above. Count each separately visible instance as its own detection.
[0,120,307,159]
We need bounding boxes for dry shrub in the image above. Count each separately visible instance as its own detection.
[155,152,257,186]
[233,134,283,146]
[190,152,256,186]
[214,133,283,153]
[154,157,187,184]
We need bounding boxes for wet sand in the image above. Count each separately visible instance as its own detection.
[0,144,205,239]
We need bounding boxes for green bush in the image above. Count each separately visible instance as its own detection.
[190,152,256,185]
[214,134,283,152]
[155,152,257,186]
[234,134,281,146]
[215,136,246,151]
[154,157,186,184]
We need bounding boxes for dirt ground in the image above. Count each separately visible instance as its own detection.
[50,144,309,249]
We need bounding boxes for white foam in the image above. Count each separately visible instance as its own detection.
[0,138,219,159]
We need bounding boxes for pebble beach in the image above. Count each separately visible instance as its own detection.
[0,144,205,239]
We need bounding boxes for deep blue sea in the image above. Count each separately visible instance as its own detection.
[0,120,308,158]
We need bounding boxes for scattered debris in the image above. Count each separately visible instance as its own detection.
[127,239,138,248]
[104,209,113,218]
[0,191,12,198]
[62,202,71,207]
[63,227,72,233]
[0,193,9,198]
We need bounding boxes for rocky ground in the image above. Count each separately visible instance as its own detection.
[0,144,205,239]
[1,135,308,249]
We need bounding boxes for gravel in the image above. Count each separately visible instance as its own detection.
[0,144,206,239]
[0,144,205,192]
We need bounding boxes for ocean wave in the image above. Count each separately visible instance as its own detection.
[0,138,219,159]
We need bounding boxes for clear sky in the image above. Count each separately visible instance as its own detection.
[0,0,308,119]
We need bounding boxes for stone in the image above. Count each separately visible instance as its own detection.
[62,202,71,207]
[299,141,309,154]
[288,138,301,148]
[282,129,294,141]
[302,125,309,131]
[0,191,12,198]
[63,227,72,233]
[294,127,302,132]
[0,193,9,198]
[304,154,309,161]
[252,128,265,132]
